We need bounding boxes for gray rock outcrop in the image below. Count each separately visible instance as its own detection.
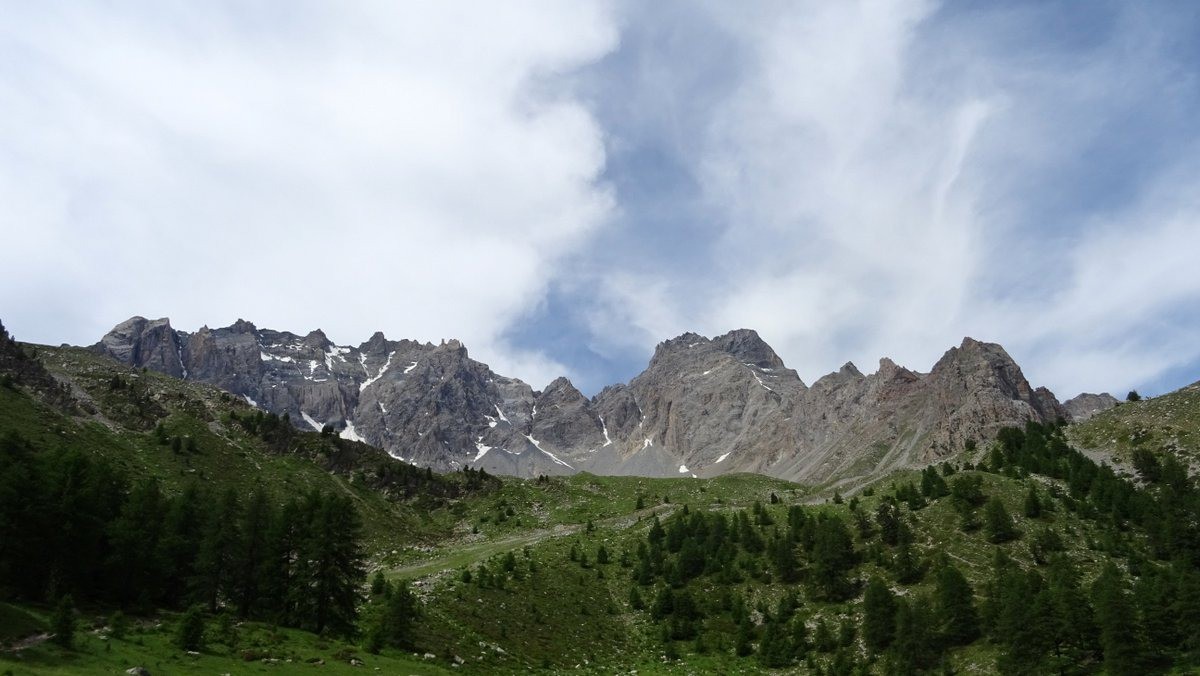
[92,318,1069,482]
[1063,392,1119,421]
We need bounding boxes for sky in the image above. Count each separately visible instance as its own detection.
[2,1,1199,400]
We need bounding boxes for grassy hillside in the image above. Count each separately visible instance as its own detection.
[3,339,1199,674]
[1,343,492,551]
[1068,381,1200,470]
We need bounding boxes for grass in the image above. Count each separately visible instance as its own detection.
[1068,382,1200,469]
[0,607,454,675]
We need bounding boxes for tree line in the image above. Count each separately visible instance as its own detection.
[622,420,1200,673]
[0,431,366,636]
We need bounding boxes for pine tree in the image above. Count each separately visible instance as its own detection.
[1023,484,1042,518]
[757,619,793,667]
[629,585,645,610]
[1093,562,1146,674]
[862,577,897,653]
[362,580,419,652]
[293,492,366,635]
[934,564,979,647]
[105,478,167,607]
[890,595,937,675]
[811,516,855,600]
[51,594,76,648]
[175,604,206,651]
[984,496,1018,544]
[193,488,243,612]
[370,570,387,596]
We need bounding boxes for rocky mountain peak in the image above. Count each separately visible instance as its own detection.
[539,376,585,403]
[229,318,257,334]
[94,316,185,378]
[650,332,710,361]
[711,328,786,369]
[1063,392,1119,421]
[302,329,329,348]
[364,331,388,349]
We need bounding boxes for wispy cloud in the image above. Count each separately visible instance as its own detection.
[567,0,1200,397]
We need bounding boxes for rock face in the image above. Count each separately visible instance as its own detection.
[93,317,1069,482]
[1063,392,1120,422]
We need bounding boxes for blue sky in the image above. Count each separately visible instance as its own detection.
[2,1,1199,400]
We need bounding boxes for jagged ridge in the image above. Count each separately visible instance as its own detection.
[92,317,1071,481]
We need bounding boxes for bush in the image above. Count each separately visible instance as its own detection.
[175,605,206,651]
[51,595,76,649]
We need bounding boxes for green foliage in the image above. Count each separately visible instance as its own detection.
[862,577,896,653]
[50,595,75,649]
[1023,483,1042,518]
[362,580,420,653]
[983,496,1018,544]
[934,563,978,647]
[174,604,205,651]
[811,515,856,600]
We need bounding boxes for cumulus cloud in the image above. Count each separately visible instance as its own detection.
[0,1,617,387]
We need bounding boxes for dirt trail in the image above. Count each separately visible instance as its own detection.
[2,632,50,652]
[388,504,675,580]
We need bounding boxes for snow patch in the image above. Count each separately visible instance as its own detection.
[525,434,573,469]
[378,401,388,414]
[643,438,653,449]
[701,369,713,376]
[599,417,612,447]
[242,394,258,408]
[494,405,510,424]
[751,370,775,392]
[678,464,689,474]
[339,420,365,443]
[404,361,419,374]
[714,452,731,464]
[360,351,396,392]
[301,412,323,432]
[260,351,294,363]
[326,343,350,369]
[474,443,492,462]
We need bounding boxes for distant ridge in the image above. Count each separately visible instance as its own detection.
[92,317,1070,482]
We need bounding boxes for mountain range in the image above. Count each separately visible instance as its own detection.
[91,316,1117,481]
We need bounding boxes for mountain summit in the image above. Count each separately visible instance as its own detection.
[93,318,1069,481]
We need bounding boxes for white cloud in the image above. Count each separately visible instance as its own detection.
[584,1,1200,397]
[0,2,617,388]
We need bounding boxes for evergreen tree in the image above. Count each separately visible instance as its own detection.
[193,488,243,612]
[175,604,206,651]
[984,496,1018,544]
[299,492,366,636]
[890,595,938,675]
[105,478,167,608]
[862,577,897,653]
[362,580,419,652]
[1024,484,1043,518]
[757,619,793,667]
[934,564,979,647]
[629,585,645,610]
[1092,562,1146,674]
[51,594,76,649]
[811,516,856,600]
